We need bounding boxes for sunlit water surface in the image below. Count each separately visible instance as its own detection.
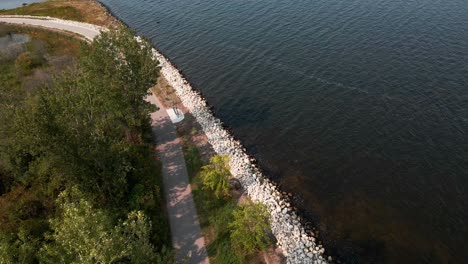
[98,0,468,263]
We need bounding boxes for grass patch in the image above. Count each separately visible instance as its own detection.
[0,0,120,28]
[207,232,242,264]
[0,61,21,94]
[0,3,83,21]
[0,24,84,94]
[17,25,83,56]
[15,51,46,75]
[151,75,181,108]
[181,137,203,180]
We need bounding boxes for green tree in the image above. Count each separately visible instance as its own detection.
[199,155,231,199]
[80,27,160,139]
[0,231,42,264]
[39,187,166,264]
[229,200,272,256]
[0,27,169,263]
[4,27,161,206]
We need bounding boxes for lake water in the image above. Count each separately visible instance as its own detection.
[99,0,467,263]
[0,0,43,10]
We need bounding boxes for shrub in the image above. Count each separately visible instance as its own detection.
[15,51,45,76]
[183,139,203,178]
[39,188,167,263]
[229,200,271,256]
[199,155,231,199]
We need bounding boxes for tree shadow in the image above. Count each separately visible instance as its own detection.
[151,112,208,263]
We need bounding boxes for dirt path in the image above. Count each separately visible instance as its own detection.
[147,94,209,264]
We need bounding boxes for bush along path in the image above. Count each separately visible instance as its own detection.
[0,15,209,263]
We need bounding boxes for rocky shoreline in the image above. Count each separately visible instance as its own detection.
[0,11,331,262]
[151,49,330,264]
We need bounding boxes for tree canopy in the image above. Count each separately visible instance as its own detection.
[0,27,171,263]
[229,201,272,256]
[199,155,232,199]
[39,188,162,264]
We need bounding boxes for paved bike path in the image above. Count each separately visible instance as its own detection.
[148,94,209,264]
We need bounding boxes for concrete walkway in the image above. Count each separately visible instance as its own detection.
[0,15,208,263]
[0,15,102,40]
[147,94,209,264]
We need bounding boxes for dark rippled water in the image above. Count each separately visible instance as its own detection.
[99,0,467,262]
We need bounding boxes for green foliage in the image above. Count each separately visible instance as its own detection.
[206,203,243,264]
[81,27,159,125]
[5,27,161,205]
[182,138,203,179]
[199,155,231,199]
[15,51,46,76]
[192,177,243,264]
[0,209,48,263]
[229,201,272,256]
[181,131,272,262]
[118,211,163,264]
[0,185,50,235]
[0,231,43,264]
[0,4,83,22]
[207,232,242,264]
[0,25,83,162]
[0,27,170,262]
[38,187,114,263]
[0,166,14,195]
[39,188,169,264]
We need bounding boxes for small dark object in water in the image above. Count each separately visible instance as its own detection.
[22,3,28,6]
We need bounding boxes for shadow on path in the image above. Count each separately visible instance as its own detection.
[148,94,209,264]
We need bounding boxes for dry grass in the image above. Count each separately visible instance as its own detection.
[0,0,121,28]
[151,75,181,108]
[0,23,83,94]
[17,25,83,56]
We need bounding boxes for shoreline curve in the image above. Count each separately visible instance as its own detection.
[0,13,331,263]
[151,47,330,264]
